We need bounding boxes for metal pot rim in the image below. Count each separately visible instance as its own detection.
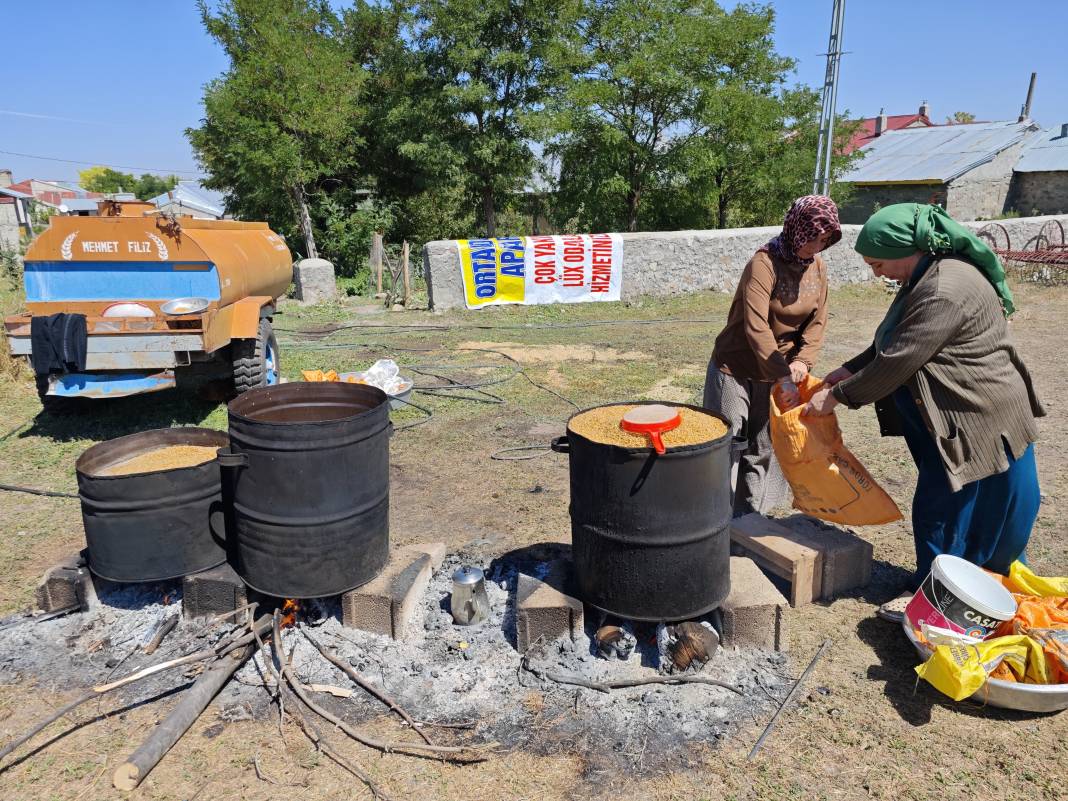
[227,382,389,427]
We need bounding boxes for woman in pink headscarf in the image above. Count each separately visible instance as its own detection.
[704,195,842,516]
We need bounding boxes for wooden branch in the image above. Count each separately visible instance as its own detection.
[0,616,270,766]
[143,613,179,656]
[273,621,485,762]
[300,630,435,746]
[112,643,256,790]
[521,657,744,696]
[256,623,392,801]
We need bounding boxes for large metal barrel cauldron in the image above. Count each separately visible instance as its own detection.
[220,382,391,598]
[551,402,732,621]
[77,428,229,582]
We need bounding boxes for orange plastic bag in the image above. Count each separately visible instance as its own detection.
[770,375,902,526]
[994,594,1068,683]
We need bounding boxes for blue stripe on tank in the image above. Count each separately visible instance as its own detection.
[24,261,221,302]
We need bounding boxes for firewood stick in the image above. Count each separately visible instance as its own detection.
[521,656,744,695]
[254,623,393,801]
[0,616,270,765]
[401,240,411,306]
[112,643,256,790]
[143,613,179,655]
[272,618,485,761]
[300,629,436,745]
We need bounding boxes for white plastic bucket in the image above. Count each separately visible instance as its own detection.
[904,554,1017,639]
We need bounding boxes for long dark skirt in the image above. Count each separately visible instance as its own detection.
[894,386,1040,584]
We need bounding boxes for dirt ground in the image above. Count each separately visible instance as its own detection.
[0,281,1066,800]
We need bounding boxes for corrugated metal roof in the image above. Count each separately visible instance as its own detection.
[1015,125,1068,172]
[150,181,225,218]
[0,186,33,200]
[841,120,1038,184]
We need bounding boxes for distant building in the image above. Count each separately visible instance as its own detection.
[150,181,227,219]
[838,120,1041,223]
[843,103,935,155]
[6,177,104,210]
[0,170,35,249]
[1007,123,1068,216]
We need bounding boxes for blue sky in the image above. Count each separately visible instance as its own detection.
[2,1,1066,184]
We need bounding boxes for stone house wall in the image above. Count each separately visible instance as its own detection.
[1006,172,1068,217]
[945,139,1027,221]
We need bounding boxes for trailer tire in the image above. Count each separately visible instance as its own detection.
[232,318,279,394]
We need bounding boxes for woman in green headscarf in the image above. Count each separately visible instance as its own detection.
[804,204,1045,622]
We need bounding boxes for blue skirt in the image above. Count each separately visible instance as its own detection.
[894,387,1040,584]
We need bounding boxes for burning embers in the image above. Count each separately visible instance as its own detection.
[592,616,722,674]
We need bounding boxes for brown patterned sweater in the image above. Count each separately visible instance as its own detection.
[712,250,828,383]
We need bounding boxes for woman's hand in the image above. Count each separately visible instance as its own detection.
[823,366,853,386]
[789,360,809,384]
[804,386,839,416]
[776,378,801,409]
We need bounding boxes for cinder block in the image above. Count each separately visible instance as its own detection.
[182,562,248,620]
[341,542,444,638]
[730,513,822,607]
[35,553,91,613]
[515,560,584,654]
[720,556,787,651]
[778,515,873,599]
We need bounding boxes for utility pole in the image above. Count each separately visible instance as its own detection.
[813,0,846,196]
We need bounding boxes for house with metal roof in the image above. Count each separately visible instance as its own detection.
[838,120,1041,223]
[1007,124,1068,216]
[149,180,227,219]
[843,103,935,155]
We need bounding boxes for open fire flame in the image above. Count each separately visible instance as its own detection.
[280,598,300,629]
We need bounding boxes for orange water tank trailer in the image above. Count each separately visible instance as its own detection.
[4,213,294,402]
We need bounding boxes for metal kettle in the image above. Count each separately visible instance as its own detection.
[450,566,490,626]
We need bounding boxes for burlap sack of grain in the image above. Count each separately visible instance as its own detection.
[769,375,902,526]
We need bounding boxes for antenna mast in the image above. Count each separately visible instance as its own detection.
[813,0,846,196]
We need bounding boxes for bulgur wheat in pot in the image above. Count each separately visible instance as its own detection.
[569,405,727,448]
[97,445,220,476]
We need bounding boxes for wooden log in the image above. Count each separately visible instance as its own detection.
[373,232,384,296]
[143,612,178,655]
[112,643,255,790]
[401,241,411,306]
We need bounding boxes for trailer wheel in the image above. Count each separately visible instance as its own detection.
[232,318,279,394]
[35,375,69,413]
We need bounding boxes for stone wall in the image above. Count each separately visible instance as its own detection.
[1006,172,1068,217]
[423,213,1068,309]
[0,202,19,251]
[838,184,948,225]
[945,140,1027,222]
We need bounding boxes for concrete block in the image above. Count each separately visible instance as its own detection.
[515,560,584,654]
[35,552,92,612]
[293,257,336,305]
[730,514,822,607]
[182,562,248,620]
[341,543,444,638]
[720,556,787,651]
[779,515,873,599]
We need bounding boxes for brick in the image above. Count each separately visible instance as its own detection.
[719,556,787,651]
[515,559,584,654]
[730,514,822,607]
[341,542,444,638]
[35,558,91,613]
[778,515,873,599]
[182,562,248,620]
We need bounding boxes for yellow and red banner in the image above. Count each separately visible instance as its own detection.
[457,234,623,309]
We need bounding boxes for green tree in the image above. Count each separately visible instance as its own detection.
[402,0,575,236]
[947,111,976,124]
[79,166,179,200]
[79,166,136,194]
[188,0,366,259]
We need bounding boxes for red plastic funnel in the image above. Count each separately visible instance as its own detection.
[620,404,682,454]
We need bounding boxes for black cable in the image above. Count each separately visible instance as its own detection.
[0,482,78,499]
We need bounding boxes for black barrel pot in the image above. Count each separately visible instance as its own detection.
[76,428,229,582]
[219,382,391,599]
[551,402,733,622]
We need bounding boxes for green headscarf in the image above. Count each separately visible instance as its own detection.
[855,203,1015,316]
